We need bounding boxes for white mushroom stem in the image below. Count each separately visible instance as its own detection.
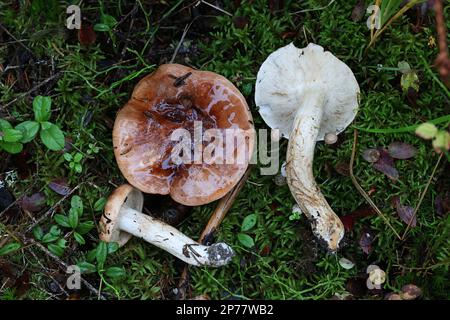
[286,91,344,251]
[118,205,234,266]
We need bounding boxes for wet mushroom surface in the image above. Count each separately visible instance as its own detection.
[113,64,255,206]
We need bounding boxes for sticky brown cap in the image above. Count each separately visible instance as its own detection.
[113,64,255,206]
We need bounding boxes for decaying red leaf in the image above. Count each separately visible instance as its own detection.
[359,229,375,254]
[401,284,422,300]
[334,161,350,176]
[233,16,249,29]
[373,149,399,181]
[362,148,380,163]
[341,205,377,231]
[48,178,71,196]
[20,192,46,212]
[435,194,450,217]
[78,23,96,46]
[388,142,417,159]
[351,0,366,22]
[393,196,416,227]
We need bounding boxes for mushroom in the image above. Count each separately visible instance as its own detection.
[113,64,255,206]
[255,43,360,251]
[100,184,234,267]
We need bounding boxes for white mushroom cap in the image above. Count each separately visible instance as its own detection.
[255,43,359,140]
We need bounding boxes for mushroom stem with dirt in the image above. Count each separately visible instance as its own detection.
[100,184,234,267]
[255,43,360,251]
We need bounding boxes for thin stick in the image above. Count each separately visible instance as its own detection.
[197,0,232,16]
[0,73,61,111]
[349,130,402,240]
[177,166,252,299]
[170,17,199,63]
[30,240,105,299]
[401,152,443,240]
[292,0,336,14]
[25,183,82,233]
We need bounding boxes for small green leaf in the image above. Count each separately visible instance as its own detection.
[40,123,65,151]
[0,141,23,154]
[94,197,107,211]
[69,162,75,169]
[54,214,71,228]
[68,208,79,229]
[86,248,97,262]
[415,122,438,140]
[42,233,59,243]
[96,241,108,267]
[0,119,12,130]
[76,221,94,235]
[49,225,61,236]
[241,214,257,232]
[432,130,450,152]
[40,121,52,130]
[0,243,21,256]
[71,195,83,214]
[16,121,39,143]
[63,153,73,161]
[73,152,83,162]
[94,23,110,32]
[47,243,64,256]
[74,163,82,173]
[56,238,66,248]
[237,233,254,248]
[101,14,117,27]
[77,261,97,273]
[397,61,411,74]
[400,71,419,93]
[33,96,52,122]
[107,242,119,254]
[105,266,125,279]
[3,128,23,142]
[33,226,44,240]
[73,232,85,245]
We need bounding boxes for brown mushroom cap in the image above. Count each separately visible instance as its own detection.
[100,184,143,246]
[113,64,255,206]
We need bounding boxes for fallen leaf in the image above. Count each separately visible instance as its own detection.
[334,161,350,176]
[260,245,271,256]
[78,23,96,46]
[362,148,380,163]
[393,196,416,227]
[400,284,422,300]
[339,257,355,270]
[233,16,249,29]
[385,293,402,300]
[351,0,365,22]
[388,142,417,159]
[415,122,438,140]
[345,277,367,298]
[48,179,71,196]
[20,192,46,212]
[341,205,376,231]
[359,229,374,254]
[373,149,399,181]
[435,194,450,217]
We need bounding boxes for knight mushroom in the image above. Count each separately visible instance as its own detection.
[255,43,360,251]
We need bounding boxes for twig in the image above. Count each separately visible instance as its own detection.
[25,183,83,233]
[434,0,450,87]
[0,73,61,111]
[170,16,200,63]
[196,0,232,16]
[401,152,443,240]
[349,129,402,240]
[29,239,105,299]
[293,0,336,14]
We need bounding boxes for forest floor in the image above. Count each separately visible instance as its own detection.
[0,0,449,300]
